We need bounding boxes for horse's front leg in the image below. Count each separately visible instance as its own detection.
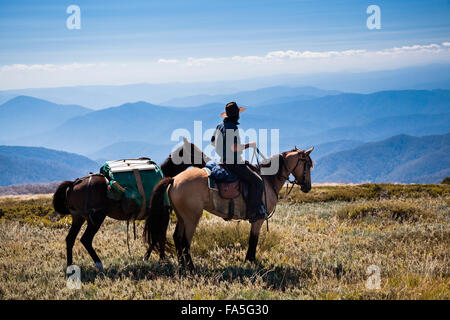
[66,215,85,266]
[245,219,265,262]
[80,211,106,271]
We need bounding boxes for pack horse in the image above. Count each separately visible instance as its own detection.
[52,139,209,271]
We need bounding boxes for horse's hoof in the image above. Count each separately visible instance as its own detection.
[187,264,196,274]
[245,257,256,264]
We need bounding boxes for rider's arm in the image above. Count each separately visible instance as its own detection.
[211,126,219,147]
[231,142,256,152]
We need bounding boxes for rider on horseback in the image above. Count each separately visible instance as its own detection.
[211,102,269,222]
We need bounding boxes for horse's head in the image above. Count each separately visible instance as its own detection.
[180,136,211,167]
[162,137,211,177]
[282,146,314,193]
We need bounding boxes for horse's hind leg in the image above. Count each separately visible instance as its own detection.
[66,215,85,266]
[173,219,186,268]
[180,213,201,272]
[143,246,154,261]
[80,211,106,271]
[245,219,264,263]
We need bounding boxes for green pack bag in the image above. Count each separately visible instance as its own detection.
[100,158,169,209]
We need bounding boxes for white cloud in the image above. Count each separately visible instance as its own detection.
[155,43,447,67]
[1,42,449,89]
[157,59,179,64]
[1,63,97,72]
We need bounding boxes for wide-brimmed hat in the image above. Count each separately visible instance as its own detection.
[220,101,246,118]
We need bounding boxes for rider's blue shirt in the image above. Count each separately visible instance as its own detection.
[211,119,242,164]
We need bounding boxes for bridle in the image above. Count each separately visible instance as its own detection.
[279,152,311,196]
[255,149,312,228]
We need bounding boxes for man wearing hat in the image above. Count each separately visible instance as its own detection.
[211,102,268,222]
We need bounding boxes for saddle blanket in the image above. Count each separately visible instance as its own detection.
[203,166,247,221]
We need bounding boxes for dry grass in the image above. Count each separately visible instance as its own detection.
[0,184,449,300]
[286,183,450,203]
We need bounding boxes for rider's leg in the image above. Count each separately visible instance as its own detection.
[225,164,265,221]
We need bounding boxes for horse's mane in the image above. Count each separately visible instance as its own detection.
[258,154,285,188]
[160,141,209,177]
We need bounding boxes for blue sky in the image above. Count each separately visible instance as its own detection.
[0,0,449,89]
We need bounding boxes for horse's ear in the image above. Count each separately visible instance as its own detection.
[183,136,189,144]
[305,146,314,155]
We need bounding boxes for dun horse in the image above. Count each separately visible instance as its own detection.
[52,138,209,271]
[144,147,314,270]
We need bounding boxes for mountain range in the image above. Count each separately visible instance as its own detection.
[0,146,98,186]
[5,89,448,159]
[0,96,91,142]
[1,63,449,109]
[313,133,450,184]
[161,86,340,107]
[0,81,449,185]
[2,132,448,186]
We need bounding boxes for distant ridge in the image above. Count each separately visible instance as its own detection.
[161,86,340,107]
[1,63,448,108]
[0,96,91,141]
[313,133,450,183]
[0,145,99,186]
[10,90,450,155]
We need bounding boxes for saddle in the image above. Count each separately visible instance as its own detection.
[205,162,251,200]
[203,162,260,221]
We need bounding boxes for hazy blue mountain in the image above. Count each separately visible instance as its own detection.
[0,83,245,110]
[412,79,450,90]
[300,113,450,146]
[259,63,450,93]
[259,89,450,129]
[11,89,450,157]
[312,140,364,160]
[14,99,319,155]
[0,96,91,141]
[2,63,449,109]
[161,86,340,107]
[0,146,99,186]
[88,141,173,164]
[312,133,450,183]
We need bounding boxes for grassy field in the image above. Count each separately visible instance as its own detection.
[0,184,449,300]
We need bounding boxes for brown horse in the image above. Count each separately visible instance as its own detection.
[52,138,210,271]
[144,147,314,271]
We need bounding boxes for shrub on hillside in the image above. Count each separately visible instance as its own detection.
[336,200,433,222]
[287,183,450,203]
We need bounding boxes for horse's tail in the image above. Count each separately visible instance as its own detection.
[52,180,73,216]
[144,177,174,251]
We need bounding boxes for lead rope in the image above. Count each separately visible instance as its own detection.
[125,218,137,257]
[126,220,131,257]
[284,180,296,199]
